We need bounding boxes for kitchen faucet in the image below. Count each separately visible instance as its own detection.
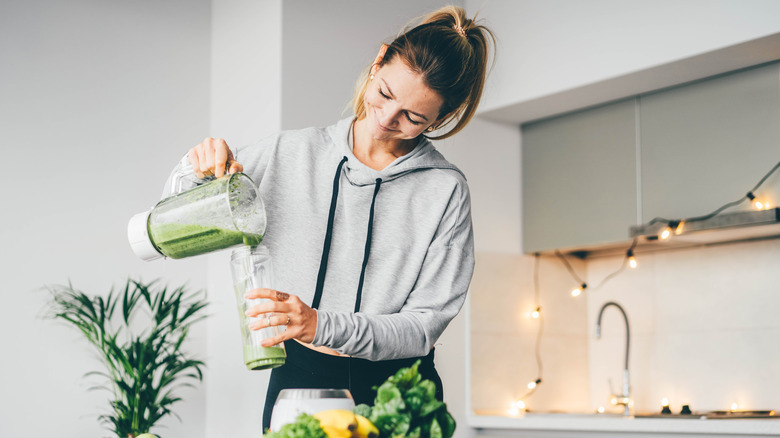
[595,301,631,416]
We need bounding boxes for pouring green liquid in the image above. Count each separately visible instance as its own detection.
[151,223,263,259]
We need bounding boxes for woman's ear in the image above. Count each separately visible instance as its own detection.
[370,44,389,76]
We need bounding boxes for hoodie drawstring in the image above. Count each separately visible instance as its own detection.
[311,156,348,309]
[354,177,382,312]
[310,157,383,313]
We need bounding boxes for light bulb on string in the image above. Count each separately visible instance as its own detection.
[530,307,541,319]
[527,378,542,390]
[626,249,638,269]
[571,283,587,297]
[659,220,679,240]
[747,192,771,210]
[674,220,685,235]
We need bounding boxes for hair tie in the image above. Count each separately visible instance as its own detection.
[453,24,466,37]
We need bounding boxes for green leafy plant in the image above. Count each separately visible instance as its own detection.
[354,360,456,438]
[45,279,208,438]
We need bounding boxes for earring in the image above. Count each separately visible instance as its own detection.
[370,74,375,80]
[426,126,435,132]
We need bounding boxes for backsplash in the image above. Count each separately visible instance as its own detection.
[470,252,590,415]
[470,238,780,416]
[587,238,780,415]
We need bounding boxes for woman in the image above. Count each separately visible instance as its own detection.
[175,5,494,430]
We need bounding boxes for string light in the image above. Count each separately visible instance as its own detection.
[508,400,526,416]
[748,192,772,210]
[627,249,638,269]
[646,160,780,235]
[510,254,545,414]
[674,220,685,235]
[556,238,638,299]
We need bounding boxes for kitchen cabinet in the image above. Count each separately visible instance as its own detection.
[520,62,780,254]
[522,99,637,253]
[639,62,780,224]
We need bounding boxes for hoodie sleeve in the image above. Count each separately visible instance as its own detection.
[311,179,475,361]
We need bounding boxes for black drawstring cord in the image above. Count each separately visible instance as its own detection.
[354,178,382,312]
[311,156,348,309]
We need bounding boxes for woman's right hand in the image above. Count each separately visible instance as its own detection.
[188,137,244,178]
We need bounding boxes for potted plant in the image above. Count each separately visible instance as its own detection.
[45,279,208,438]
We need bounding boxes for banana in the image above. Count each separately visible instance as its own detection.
[321,424,353,438]
[314,409,358,436]
[353,414,379,438]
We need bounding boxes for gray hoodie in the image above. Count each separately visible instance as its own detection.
[172,117,474,361]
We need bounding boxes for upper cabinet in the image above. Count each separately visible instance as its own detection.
[521,62,780,255]
[522,99,637,254]
[640,63,780,223]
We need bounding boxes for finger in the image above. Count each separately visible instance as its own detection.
[228,160,244,175]
[245,301,289,318]
[244,288,291,301]
[189,148,204,178]
[261,331,290,348]
[214,140,228,178]
[248,313,289,330]
[244,287,277,300]
[275,291,290,302]
[204,139,216,176]
[197,143,212,177]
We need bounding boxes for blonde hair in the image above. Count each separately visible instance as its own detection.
[351,5,496,140]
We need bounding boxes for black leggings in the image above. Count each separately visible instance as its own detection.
[262,340,443,431]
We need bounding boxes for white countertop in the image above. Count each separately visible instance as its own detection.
[469,413,780,436]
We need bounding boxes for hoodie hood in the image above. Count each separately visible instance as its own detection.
[326,117,466,186]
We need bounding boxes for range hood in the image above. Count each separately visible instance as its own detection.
[629,207,780,249]
[560,208,780,259]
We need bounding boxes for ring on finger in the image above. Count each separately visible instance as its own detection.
[284,315,291,326]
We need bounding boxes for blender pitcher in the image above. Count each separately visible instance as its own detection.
[230,245,286,370]
[128,171,266,261]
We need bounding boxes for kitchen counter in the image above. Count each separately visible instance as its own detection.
[469,413,780,437]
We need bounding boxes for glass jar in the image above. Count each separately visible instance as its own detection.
[229,245,286,370]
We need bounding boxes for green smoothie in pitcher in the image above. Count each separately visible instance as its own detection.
[150,223,263,259]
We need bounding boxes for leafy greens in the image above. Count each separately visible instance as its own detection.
[354,360,456,438]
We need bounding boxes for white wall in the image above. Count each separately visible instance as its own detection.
[440,118,522,437]
[205,1,282,438]
[280,0,459,131]
[0,1,211,437]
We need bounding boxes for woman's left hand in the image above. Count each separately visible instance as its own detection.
[244,288,317,347]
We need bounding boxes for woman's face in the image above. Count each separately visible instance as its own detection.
[363,57,444,141]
